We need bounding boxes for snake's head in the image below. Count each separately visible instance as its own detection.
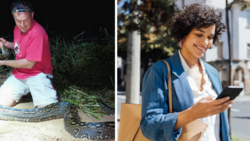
[0,45,9,60]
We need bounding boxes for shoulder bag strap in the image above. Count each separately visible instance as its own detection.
[160,60,172,113]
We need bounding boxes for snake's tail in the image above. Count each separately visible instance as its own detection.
[63,106,115,140]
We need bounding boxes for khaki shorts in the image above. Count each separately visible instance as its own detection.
[0,73,58,107]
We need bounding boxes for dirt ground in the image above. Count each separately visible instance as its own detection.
[0,102,115,141]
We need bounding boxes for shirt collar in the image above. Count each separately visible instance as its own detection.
[178,49,206,74]
[178,49,191,74]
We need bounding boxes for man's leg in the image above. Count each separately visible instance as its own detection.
[36,104,48,108]
[0,95,17,107]
[26,73,58,108]
[0,75,29,107]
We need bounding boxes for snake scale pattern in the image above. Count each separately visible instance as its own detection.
[0,101,115,140]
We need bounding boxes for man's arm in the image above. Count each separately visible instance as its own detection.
[0,59,36,69]
[5,42,14,49]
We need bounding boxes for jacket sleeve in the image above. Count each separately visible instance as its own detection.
[140,62,182,141]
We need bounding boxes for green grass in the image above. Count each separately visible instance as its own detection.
[231,135,246,141]
[62,86,114,119]
[245,92,250,96]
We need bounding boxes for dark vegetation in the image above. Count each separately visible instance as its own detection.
[0,28,114,119]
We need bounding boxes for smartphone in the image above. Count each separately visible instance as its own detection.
[216,86,243,100]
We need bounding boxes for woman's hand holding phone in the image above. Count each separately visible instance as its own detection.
[189,96,234,120]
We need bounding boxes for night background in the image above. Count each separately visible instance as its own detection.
[0,0,115,37]
[0,0,115,115]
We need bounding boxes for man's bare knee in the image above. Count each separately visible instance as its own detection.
[0,95,17,107]
[36,104,48,108]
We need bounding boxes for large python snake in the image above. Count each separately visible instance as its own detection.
[0,45,115,140]
[0,100,115,140]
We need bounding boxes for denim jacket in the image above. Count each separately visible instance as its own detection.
[140,50,230,141]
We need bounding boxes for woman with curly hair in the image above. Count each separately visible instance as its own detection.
[141,3,232,141]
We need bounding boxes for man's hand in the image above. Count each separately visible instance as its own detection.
[0,38,14,49]
[0,38,7,48]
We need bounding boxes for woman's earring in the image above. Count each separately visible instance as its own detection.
[209,44,214,49]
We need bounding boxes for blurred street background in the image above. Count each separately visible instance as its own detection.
[117,0,250,140]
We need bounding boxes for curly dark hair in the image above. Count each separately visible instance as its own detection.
[171,3,226,45]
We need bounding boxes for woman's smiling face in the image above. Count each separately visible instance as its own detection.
[182,24,215,58]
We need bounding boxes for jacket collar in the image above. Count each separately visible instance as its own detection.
[168,50,194,110]
[168,50,221,110]
[202,60,221,95]
[169,50,218,82]
[169,50,185,78]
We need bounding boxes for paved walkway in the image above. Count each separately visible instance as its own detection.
[233,95,250,101]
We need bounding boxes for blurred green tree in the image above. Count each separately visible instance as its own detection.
[118,0,179,72]
[240,0,250,11]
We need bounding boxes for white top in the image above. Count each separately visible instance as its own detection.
[178,50,220,141]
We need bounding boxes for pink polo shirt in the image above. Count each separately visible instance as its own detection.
[12,20,53,79]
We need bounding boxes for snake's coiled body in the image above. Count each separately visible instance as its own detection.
[0,102,115,140]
